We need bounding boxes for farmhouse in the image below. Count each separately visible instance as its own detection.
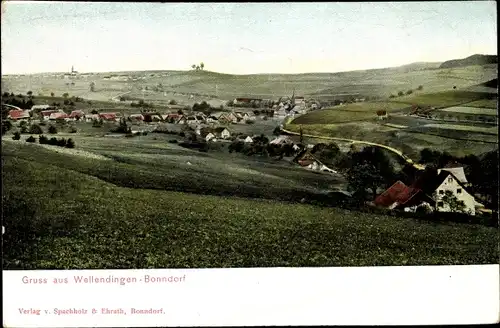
[293,149,338,173]
[99,113,118,122]
[379,167,484,216]
[68,110,85,121]
[218,112,238,124]
[213,127,231,139]
[204,132,216,142]
[294,96,305,105]
[7,110,30,121]
[269,135,293,145]
[129,114,145,122]
[49,112,69,121]
[163,113,180,123]
[149,114,162,122]
[176,115,188,125]
[206,115,219,123]
[376,110,388,120]
[234,111,253,122]
[431,170,482,216]
[374,181,434,211]
[85,114,100,122]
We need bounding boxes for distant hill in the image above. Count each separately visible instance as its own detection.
[439,54,497,69]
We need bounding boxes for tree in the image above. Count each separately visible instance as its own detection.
[48,125,58,134]
[26,136,36,143]
[397,91,404,97]
[62,93,69,99]
[196,65,200,71]
[29,124,43,134]
[299,125,304,144]
[440,190,467,213]
[51,92,55,97]
[39,135,48,144]
[389,94,396,98]
[27,91,33,98]
[89,82,95,92]
[66,138,75,148]
[200,62,204,70]
[1,120,12,135]
[91,109,99,114]
[417,85,423,91]
[347,162,385,201]
[191,64,196,70]
[169,99,178,105]
[12,132,21,140]
[475,150,499,208]
[406,89,413,95]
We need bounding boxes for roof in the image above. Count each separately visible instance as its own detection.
[214,127,229,133]
[8,110,30,119]
[99,113,117,120]
[69,110,85,118]
[50,112,68,120]
[438,166,468,184]
[270,136,292,145]
[374,181,423,208]
[41,110,61,116]
[129,114,144,120]
[412,170,470,196]
[298,159,317,167]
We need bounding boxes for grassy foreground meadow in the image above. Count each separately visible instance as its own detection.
[2,139,498,269]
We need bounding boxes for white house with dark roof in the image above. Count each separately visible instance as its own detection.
[433,170,483,216]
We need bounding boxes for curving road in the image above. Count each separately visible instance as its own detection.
[281,116,426,170]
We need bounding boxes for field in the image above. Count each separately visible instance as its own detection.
[420,124,498,135]
[2,64,497,104]
[291,102,409,124]
[438,106,498,116]
[464,99,498,109]
[3,139,498,269]
[389,90,496,108]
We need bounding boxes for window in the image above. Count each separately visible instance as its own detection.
[457,188,462,194]
[448,177,453,183]
[437,201,444,207]
[438,190,444,195]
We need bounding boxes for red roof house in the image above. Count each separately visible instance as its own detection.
[99,113,118,121]
[374,181,431,209]
[41,110,61,120]
[69,110,85,119]
[49,112,69,120]
[7,110,30,120]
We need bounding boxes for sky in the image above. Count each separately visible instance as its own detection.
[1,1,497,75]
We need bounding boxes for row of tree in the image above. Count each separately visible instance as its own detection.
[191,62,205,71]
[389,85,423,98]
[11,133,75,148]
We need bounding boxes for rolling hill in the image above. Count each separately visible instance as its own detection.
[439,54,497,69]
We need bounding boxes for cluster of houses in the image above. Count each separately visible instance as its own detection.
[293,147,338,174]
[372,163,488,216]
[4,104,260,126]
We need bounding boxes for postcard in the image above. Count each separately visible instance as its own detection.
[2,1,498,327]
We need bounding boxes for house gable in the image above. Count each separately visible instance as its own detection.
[433,172,476,215]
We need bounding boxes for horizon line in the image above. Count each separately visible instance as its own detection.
[2,53,497,76]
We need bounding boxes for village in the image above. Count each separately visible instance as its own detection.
[2,89,495,221]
